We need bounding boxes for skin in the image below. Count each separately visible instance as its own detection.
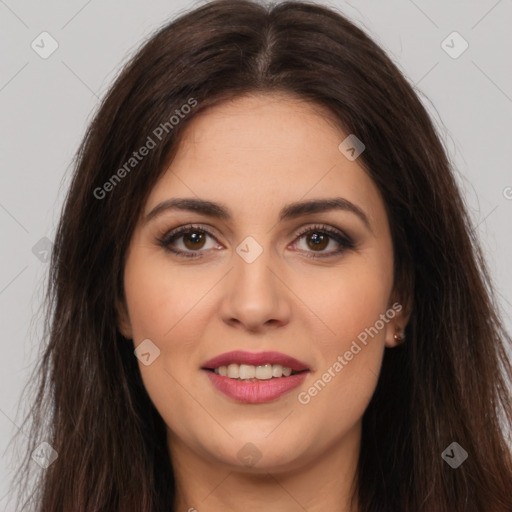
[117,93,409,512]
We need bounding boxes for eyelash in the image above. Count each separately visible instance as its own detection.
[156,223,355,260]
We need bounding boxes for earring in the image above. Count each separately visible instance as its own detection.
[393,330,405,345]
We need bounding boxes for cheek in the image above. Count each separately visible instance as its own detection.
[295,256,392,419]
[303,251,393,347]
[122,246,226,391]
[123,246,209,341]
[122,250,211,432]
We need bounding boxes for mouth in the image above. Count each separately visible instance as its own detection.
[201,350,310,403]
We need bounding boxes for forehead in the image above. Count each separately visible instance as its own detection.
[174,93,345,169]
[144,93,385,226]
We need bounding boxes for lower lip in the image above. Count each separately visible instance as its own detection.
[203,370,309,403]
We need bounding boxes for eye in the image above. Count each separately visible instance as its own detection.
[157,224,220,259]
[157,223,355,259]
[291,224,355,259]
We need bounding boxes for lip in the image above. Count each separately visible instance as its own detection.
[201,350,310,404]
[201,350,310,372]
[203,370,309,403]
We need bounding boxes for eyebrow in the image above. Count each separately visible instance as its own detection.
[144,197,372,231]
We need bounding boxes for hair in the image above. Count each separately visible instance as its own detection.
[9,0,512,510]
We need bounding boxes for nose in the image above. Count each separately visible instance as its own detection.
[218,244,291,333]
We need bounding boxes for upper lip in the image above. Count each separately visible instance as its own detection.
[202,350,310,372]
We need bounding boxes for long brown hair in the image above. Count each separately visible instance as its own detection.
[9,0,512,510]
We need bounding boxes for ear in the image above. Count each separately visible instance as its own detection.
[115,298,133,339]
[384,289,412,348]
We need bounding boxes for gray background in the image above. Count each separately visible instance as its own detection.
[1,0,511,509]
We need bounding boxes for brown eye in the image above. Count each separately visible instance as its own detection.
[305,232,329,251]
[182,231,207,250]
[293,224,355,259]
[158,224,220,258]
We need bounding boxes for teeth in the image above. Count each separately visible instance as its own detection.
[239,364,256,379]
[227,364,239,379]
[255,364,272,380]
[213,363,296,380]
[272,364,283,377]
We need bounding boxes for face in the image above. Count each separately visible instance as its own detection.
[117,93,407,475]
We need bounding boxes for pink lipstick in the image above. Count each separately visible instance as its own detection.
[201,350,310,404]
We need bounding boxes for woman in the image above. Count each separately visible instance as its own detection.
[11,0,512,510]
